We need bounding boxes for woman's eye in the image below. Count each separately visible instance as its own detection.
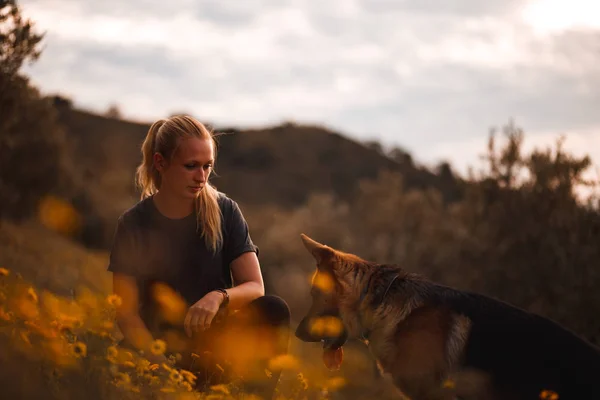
[184,163,212,170]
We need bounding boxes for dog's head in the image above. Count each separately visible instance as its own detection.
[294,234,349,350]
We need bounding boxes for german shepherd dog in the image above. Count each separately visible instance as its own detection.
[294,234,600,400]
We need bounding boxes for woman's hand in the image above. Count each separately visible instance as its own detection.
[183,290,225,337]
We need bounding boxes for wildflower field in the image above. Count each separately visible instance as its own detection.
[0,217,399,400]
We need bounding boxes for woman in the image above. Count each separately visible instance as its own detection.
[107,115,291,399]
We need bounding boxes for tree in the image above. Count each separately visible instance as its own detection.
[452,122,600,343]
[0,0,69,220]
[364,139,384,155]
[0,0,43,78]
[105,103,121,119]
[388,145,414,166]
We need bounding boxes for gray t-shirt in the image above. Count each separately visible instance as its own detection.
[107,192,259,333]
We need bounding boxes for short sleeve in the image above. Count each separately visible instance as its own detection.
[223,199,259,267]
[107,215,139,277]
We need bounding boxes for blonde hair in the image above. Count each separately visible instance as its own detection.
[135,115,223,253]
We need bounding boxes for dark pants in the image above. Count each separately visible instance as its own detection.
[174,295,291,399]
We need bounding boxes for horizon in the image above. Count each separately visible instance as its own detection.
[18,0,600,180]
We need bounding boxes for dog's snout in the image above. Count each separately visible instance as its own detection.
[295,317,319,342]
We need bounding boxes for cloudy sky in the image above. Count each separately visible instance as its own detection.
[18,0,600,180]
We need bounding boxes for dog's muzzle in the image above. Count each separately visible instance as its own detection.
[295,314,348,350]
[322,330,348,350]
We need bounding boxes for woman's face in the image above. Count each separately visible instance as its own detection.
[155,137,214,200]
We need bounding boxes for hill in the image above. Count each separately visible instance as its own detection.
[52,98,463,249]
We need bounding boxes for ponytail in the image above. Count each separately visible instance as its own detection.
[135,120,165,199]
[195,180,223,254]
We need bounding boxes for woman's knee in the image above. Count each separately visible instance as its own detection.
[249,294,291,327]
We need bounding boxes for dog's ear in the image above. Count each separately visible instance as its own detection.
[300,233,335,266]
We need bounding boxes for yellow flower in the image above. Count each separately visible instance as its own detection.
[443,379,455,389]
[114,372,131,387]
[180,369,197,384]
[324,377,346,391]
[19,330,31,345]
[57,314,83,330]
[149,376,161,386]
[150,339,167,355]
[101,320,114,330]
[181,381,193,392]
[540,390,559,400]
[27,287,38,303]
[106,294,122,308]
[0,267,9,276]
[150,283,188,324]
[72,342,87,357]
[169,370,184,383]
[122,351,133,362]
[268,354,300,371]
[106,345,119,363]
[309,316,344,337]
[297,372,309,390]
[107,346,118,358]
[16,296,39,320]
[312,271,335,293]
[240,395,263,400]
[0,308,12,321]
[136,358,151,371]
[37,195,81,236]
[210,384,230,395]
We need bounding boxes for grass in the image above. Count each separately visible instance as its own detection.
[0,208,401,400]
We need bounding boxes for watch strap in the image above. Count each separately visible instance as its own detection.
[215,288,229,308]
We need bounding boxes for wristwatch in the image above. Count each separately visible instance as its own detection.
[215,288,229,308]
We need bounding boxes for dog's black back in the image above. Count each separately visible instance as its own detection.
[426,283,600,399]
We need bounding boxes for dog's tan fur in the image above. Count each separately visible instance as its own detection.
[300,234,472,399]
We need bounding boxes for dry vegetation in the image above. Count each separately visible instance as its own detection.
[2,0,600,398]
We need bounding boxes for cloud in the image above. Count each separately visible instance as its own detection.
[19,0,600,171]
[522,0,600,34]
[362,0,524,16]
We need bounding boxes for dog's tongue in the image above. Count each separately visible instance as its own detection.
[322,346,344,371]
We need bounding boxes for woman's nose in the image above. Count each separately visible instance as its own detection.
[195,170,206,183]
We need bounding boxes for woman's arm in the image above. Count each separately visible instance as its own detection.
[226,251,265,310]
[184,198,264,336]
[183,252,264,336]
[113,272,168,364]
[220,199,264,310]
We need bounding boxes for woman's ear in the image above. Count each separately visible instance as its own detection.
[153,152,167,172]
